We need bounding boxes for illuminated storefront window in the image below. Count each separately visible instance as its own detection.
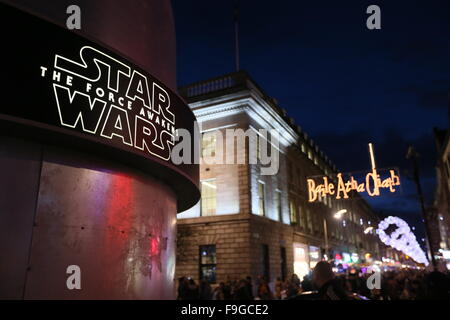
[201,179,217,216]
[293,243,309,281]
[258,181,265,216]
[199,245,216,283]
[202,132,216,157]
[342,252,351,264]
[309,246,320,269]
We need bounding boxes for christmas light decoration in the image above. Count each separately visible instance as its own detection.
[376,216,429,266]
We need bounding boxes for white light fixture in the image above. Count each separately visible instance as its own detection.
[334,209,347,219]
[376,216,428,266]
[364,226,374,234]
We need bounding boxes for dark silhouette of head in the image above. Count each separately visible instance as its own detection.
[313,261,335,288]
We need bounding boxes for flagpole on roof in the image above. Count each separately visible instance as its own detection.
[234,0,240,71]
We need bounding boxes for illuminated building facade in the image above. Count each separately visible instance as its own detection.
[176,71,385,286]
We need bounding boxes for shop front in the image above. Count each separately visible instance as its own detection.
[293,243,310,281]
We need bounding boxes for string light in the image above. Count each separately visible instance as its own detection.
[376,216,428,266]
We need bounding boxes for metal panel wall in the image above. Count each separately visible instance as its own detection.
[22,146,177,299]
[0,137,42,299]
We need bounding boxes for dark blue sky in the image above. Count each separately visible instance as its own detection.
[172,0,450,244]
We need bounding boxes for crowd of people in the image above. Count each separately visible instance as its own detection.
[177,262,450,300]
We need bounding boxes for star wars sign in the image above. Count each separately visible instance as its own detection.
[0,3,199,211]
[41,45,175,161]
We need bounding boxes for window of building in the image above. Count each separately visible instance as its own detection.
[308,150,313,160]
[306,209,313,232]
[199,245,217,283]
[275,190,282,222]
[202,132,216,157]
[258,181,265,216]
[298,204,303,228]
[301,143,306,154]
[289,198,297,224]
[201,179,217,216]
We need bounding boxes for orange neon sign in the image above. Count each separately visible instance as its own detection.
[307,143,401,202]
[307,169,401,202]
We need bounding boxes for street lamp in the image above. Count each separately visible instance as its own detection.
[324,209,348,261]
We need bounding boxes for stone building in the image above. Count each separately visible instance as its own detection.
[175,71,384,287]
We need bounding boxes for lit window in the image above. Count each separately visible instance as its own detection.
[275,190,282,222]
[202,133,216,157]
[199,245,216,283]
[289,199,297,224]
[308,150,313,160]
[201,179,217,216]
[301,144,306,154]
[258,181,265,216]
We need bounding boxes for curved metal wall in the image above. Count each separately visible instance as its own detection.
[0,0,180,299]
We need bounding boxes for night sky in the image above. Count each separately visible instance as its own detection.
[172,0,450,245]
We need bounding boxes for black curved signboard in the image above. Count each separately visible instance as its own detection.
[0,3,199,212]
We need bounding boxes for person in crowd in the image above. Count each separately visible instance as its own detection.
[301,274,313,292]
[274,277,284,299]
[199,280,213,300]
[213,282,226,300]
[177,276,188,300]
[233,279,253,300]
[257,277,274,300]
[312,261,349,300]
[285,277,300,299]
[291,274,301,288]
[245,276,254,300]
[222,280,233,300]
[184,278,199,300]
[424,270,450,300]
